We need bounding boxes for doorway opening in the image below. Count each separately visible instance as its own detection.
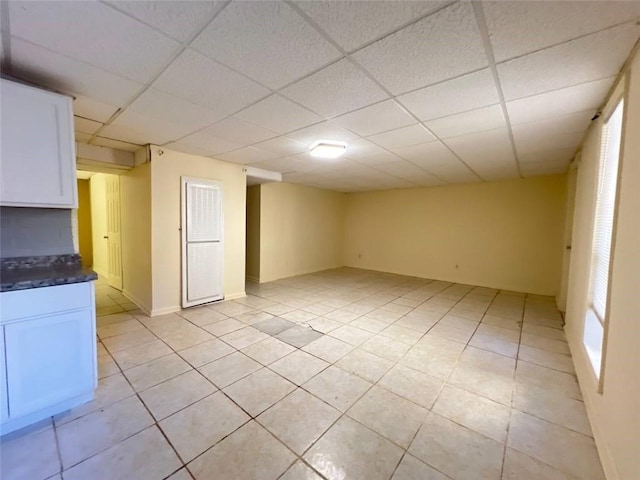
[245,184,261,284]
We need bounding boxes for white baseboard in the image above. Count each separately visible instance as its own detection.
[225,291,247,301]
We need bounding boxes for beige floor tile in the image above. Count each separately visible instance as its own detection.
[347,386,428,448]
[380,324,424,345]
[220,326,270,349]
[178,338,235,368]
[304,316,343,333]
[166,468,194,480]
[269,350,330,385]
[159,392,249,462]
[57,395,154,468]
[518,345,575,374]
[281,309,319,323]
[469,332,519,358]
[304,416,404,480]
[209,301,256,317]
[275,325,324,347]
[394,315,439,333]
[349,316,390,333]
[502,448,575,480]
[481,315,522,331]
[513,383,592,436]
[301,335,354,363]
[202,317,246,336]
[303,365,372,412]
[413,334,466,356]
[123,353,192,392]
[378,364,443,409]
[329,325,375,346]
[336,348,394,382]
[521,333,570,355]
[177,306,228,326]
[198,351,261,388]
[162,328,215,351]
[257,388,341,454]
[360,335,411,361]
[224,368,296,416]
[427,322,475,344]
[515,361,582,400]
[97,318,146,339]
[139,370,216,420]
[279,461,324,480]
[101,329,158,353]
[366,309,405,323]
[63,426,181,480]
[432,385,511,443]
[97,352,121,379]
[110,339,173,370]
[409,413,504,480]
[400,345,461,380]
[55,372,135,426]
[522,324,566,341]
[391,454,450,479]
[235,310,275,325]
[187,420,296,480]
[253,317,298,335]
[475,323,521,342]
[0,426,60,480]
[508,411,604,480]
[325,308,363,323]
[241,337,296,365]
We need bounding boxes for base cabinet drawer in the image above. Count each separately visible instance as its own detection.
[4,310,95,418]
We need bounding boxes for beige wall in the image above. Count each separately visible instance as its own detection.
[246,185,261,282]
[150,146,246,314]
[120,162,152,313]
[89,173,110,277]
[344,175,566,295]
[259,182,346,283]
[564,48,640,480]
[76,179,93,267]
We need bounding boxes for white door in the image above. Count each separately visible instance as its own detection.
[106,175,123,290]
[181,177,224,308]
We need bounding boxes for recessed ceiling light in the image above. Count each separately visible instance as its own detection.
[309,140,347,159]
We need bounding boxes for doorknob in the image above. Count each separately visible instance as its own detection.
[103,235,109,239]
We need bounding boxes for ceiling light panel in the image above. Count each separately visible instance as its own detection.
[397,69,499,122]
[294,0,448,52]
[352,2,488,94]
[483,0,640,62]
[105,0,226,43]
[191,1,341,89]
[309,141,347,159]
[9,1,181,83]
[333,100,416,137]
[425,105,506,139]
[234,95,322,135]
[281,59,389,118]
[153,49,270,116]
[506,77,614,125]
[367,124,435,149]
[497,24,640,102]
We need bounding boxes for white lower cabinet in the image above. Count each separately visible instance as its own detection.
[0,282,96,435]
[0,337,8,423]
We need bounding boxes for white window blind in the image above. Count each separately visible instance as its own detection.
[584,99,624,377]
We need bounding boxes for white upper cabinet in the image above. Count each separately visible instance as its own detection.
[0,79,77,208]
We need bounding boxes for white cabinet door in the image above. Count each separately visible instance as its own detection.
[4,310,94,418]
[0,79,77,208]
[0,330,8,423]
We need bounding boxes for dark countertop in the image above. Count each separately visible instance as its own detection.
[0,254,98,292]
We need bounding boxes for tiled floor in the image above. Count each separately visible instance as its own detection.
[0,269,605,480]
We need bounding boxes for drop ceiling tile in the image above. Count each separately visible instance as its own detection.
[281,59,388,118]
[204,117,279,145]
[9,1,181,83]
[425,105,506,139]
[476,164,521,182]
[92,136,143,153]
[218,147,280,165]
[515,130,585,157]
[367,124,435,149]
[343,138,399,161]
[506,78,614,125]
[234,95,322,135]
[164,140,218,158]
[427,163,480,184]
[483,1,640,62]
[10,38,142,106]
[249,156,309,173]
[410,174,445,187]
[520,157,572,177]
[390,141,459,168]
[498,24,640,101]
[511,111,593,142]
[153,49,270,117]
[333,100,415,137]
[75,131,92,143]
[286,121,359,147]
[102,110,195,145]
[373,160,431,179]
[168,130,244,156]
[397,69,499,122]
[74,116,103,135]
[73,96,119,123]
[192,1,341,89]
[445,128,514,165]
[253,137,309,156]
[127,88,223,132]
[294,0,448,52]
[105,0,226,42]
[519,148,577,166]
[352,2,487,94]
[351,152,404,167]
